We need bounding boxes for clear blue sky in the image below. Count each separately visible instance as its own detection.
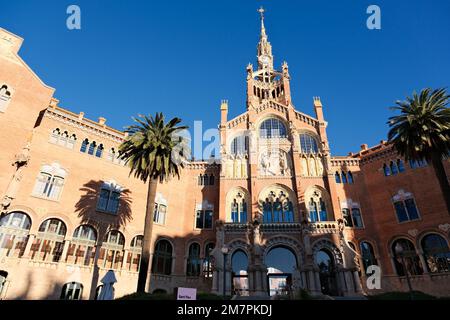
[1,0,449,156]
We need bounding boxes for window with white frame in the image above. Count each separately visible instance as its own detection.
[127,235,143,272]
[392,190,420,223]
[153,193,168,225]
[97,230,125,270]
[0,211,32,258]
[30,218,67,262]
[341,200,364,228]
[96,181,122,214]
[60,282,83,300]
[65,225,97,266]
[49,128,77,149]
[0,84,12,112]
[32,163,67,201]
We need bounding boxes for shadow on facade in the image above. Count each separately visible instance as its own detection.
[14,271,64,300]
[74,180,133,300]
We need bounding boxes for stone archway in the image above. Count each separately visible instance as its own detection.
[262,236,305,296]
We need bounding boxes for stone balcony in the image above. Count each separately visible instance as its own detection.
[223,221,340,234]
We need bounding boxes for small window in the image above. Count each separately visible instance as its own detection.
[341,172,348,184]
[394,198,419,222]
[397,159,405,172]
[95,144,104,158]
[335,172,341,183]
[0,84,12,112]
[80,139,89,153]
[60,282,83,300]
[390,161,398,175]
[230,135,249,155]
[195,210,213,229]
[347,171,354,184]
[97,184,122,214]
[88,141,96,155]
[153,203,167,225]
[383,164,391,176]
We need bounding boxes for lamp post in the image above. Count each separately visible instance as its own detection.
[395,243,414,300]
[221,246,229,297]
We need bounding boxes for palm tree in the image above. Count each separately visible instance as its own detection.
[119,113,189,293]
[388,87,450,214]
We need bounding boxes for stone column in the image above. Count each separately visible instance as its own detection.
[353,270,363,293]
[22,234,36,259]
[60,239,71,263]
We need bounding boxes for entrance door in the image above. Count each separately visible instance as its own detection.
[315,249,338,296]
[265,246,297,297]
[231,250,249,296]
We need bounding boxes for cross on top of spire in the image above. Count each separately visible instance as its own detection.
[258,6,265,20]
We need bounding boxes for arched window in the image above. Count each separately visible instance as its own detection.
[230,193,247,224]
[127,235,143,272]
[0,84,12,112]
[315,249,338,296]
[152,240,173,275]
[347,171,354,184]
[31,218,67,262]
[186,243,201,276]
[80,139,89,153]
[231,250,249,295]
[299,133,319,154]
[230,135,249,155]
[360,242,378,274]
[0,212,31,258]
[421,234,450,273]
[392,239,423,276]
[88,141,97,155]
[65,225,97,266]
[335,172,341,183]
[307,190,329,222]
[98,230,125,270]
[209,174,215,186]
[383,163,391,176]
[0,270,7,298]
[32,163,67,201]
[203,243,215,278]
[97,181,122,214]
[397,159,405,173]
[259,118,287,138]
[262,191,294,223]
[95,144,104,158]
[50,129,73,147]
[390,161,398,175]
[341,172,348,184]
[60,282,83,300]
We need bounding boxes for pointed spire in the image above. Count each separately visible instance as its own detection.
[258,6,267,39]
[256,6,273,71]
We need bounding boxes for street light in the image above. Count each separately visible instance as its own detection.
[395,242,414,300]
[221,246,229,297]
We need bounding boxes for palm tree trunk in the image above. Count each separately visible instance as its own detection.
[430,153,450,215]
[136,178,158,293]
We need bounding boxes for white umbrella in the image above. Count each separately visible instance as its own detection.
[97,270,117,300]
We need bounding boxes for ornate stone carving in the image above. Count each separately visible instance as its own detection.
[259,149,291,176]
[407,229,419,237]
[438,223,450,232]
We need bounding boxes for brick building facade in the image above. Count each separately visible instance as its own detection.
[0,11,449,300]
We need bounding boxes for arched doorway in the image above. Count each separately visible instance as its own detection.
[265,246,297,296]
[231,250,249,296]
[315,249,338,296]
